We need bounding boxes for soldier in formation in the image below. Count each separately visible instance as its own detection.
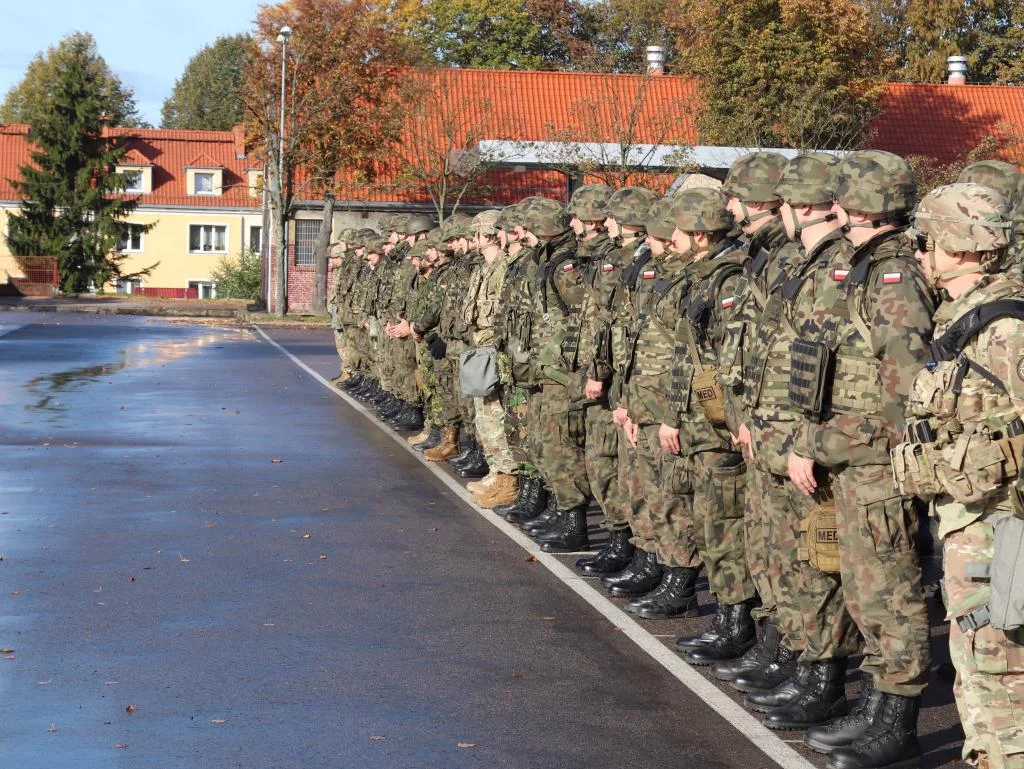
[324,150,1024,769]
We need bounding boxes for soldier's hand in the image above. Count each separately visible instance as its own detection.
[732,422,753,461]
[625,419,639,448]
[584,379,605,399]
[658,423,680,455]
[392,319,412,338]
[612,407,629,426]
[788,452,818,497]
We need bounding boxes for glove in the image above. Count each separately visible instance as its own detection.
[427,333,448,360]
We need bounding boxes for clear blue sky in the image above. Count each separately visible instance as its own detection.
[1,1,264,127]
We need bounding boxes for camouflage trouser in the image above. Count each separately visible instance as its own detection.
[944,513,1024,769]
[534,383,591,510]
[458,391,476,439]
[616,426,643,531]
[332,327,347,373]
[628,423,701,569]
[369,322,389,388]
[475,391,515,474]
[584,405,630,531]
[834,464,931,695]
[688,449,755,606]
[416,343,441,426]
[499,352,539,477]
[748,468,859,661]
[432,355,462,427]
[386,336,421,404]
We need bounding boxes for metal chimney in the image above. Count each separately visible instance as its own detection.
[947,55,968,85]
[646,46,667,76]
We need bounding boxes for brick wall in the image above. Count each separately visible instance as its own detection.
[266,243,336,315]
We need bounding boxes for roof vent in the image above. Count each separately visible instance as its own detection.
[947,55,968,85]
[646,46,667,76]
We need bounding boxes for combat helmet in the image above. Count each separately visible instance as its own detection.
[914,182,1014,256]
[405,213,435,236]
[494,203,520,233]
[521,197,572,237]
[568,184,612,221]
[722,152,787,203]
[471,209,502,237]
[670,188,734,233]
[645,197,680,241]
[776,152,840,207]
[605,187,659,228]
[833,150,916,219]
[440,213,470,242]
[957,160,1022,208]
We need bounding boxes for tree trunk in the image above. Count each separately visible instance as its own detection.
[267,160,288,317]
[312,192,335,315]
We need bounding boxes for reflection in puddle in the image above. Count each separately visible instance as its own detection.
[23,331,237,416]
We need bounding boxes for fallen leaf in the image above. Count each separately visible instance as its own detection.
[263,623,274,627]
[319,555,327,560]
[3,655,16,660]
[428,527,439,533]
[456,742,476,749]
[271,459,284,464]
[0,648,14,654]
[48,724,57,733]
[37,680,51,686]
[210,719,226,725]
[178,554,189,563]
[302,533,311,539]
[524,555,538,563]
[114,743,128,749]
[541,616,555,621]
[513,672,525,679]
[105,681,119,686]
[10,590,22,596]
[369,735,385,742]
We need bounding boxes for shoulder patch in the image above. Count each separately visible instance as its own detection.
[642,270,656,280]
[562,263,575,272]
[603,263,616,272]
[882,272,902,284]
[721,296,735,309]
[832,269,849,282]
[1017,357,1024,382]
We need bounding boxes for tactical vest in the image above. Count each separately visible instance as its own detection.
[625,259,691,381]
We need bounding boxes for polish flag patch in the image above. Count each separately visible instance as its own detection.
[721,296,735,309]
[602,263,616,272]
[832,269,849,281]
[562,263,575,272]
[642,270,656,280]
[882,272,902,284]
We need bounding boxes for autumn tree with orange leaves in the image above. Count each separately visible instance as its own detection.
[245,0,409,315]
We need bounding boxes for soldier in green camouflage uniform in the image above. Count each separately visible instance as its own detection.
[662,187,758,662]
[327,230,355,385]
[785,151,935,768]
[342,229,384,397]
[575,186,659,576]
[957,160,1024,274]
[731,155,861,730]
[606,196,703,618]
[892,183,1024,769]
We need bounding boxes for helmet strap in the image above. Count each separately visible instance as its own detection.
[738,201,779,227]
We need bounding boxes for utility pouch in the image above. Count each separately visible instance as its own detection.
[799,493,841,575]
[938,430,1016,504]
[789,337,834,419]
[459,346,500,397]
[693,367,726,425]
[891,440,942,499]
[991,513,1024,631]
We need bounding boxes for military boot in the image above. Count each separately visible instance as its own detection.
[454,444,488,478]
[424,426,460,462]
[407,425,433,446]
[351,377,375,398]
[601,548,655,591]
[685,601,757,665]
[804,679,885,754]
[576,528,635,575]
[475,473,519,509]
[536,504,590,552]
[730,633,798,694]
[495,476,533,520]
[369,386,390,405]
[762,658,848,730]
[745,663,811,713]
[714,622,777,684]
[467,470,498,496]
[500,479,548,523]
[606,549,664,597]
[521,493,559,534]
[377,395,402,419]
[824,692,921,769]
[448,435,476,467]
[676,603,727,651]
[391,404,424,431]
[340,374,363,391]
[413,425,443,452]
[624,567,699,618]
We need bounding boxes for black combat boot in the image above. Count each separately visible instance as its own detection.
[714,622,776,684]
[676,603,727,651]
[503,480,548,523]
[377,395,402,419]
[448,435,477,468]
[731,639,798,693]
[369,386,391,406]
[352,377,376,399]
[805,678,884,754]
[413,425,443,452]
[606,550,665,598]
[685,601,757,665]
[625,566,699,618]
[340,374,363,391]
[601,548,654,591]
[522,493,558,533]
[537,504,590,552]
[576,528,635,575]
[745,663,811,713]
[495,477,533,520]
[391,405,424,431]
[762,658,848,730]
[824,692,921,769]
[455,444,488,478]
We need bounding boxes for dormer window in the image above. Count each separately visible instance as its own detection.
[114,163,152,194]
[123,170,143,193]
[195,172,215,194]
[185,154,224,197]
[247,169,264,198]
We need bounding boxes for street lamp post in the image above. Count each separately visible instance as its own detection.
[275,24,292,315]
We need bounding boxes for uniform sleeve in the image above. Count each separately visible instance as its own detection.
[986,318,1024,411]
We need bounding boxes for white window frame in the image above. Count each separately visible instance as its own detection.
[117,223,145,253]
[188,280,217,299]
[121,169,143,193]
[188,224,228,254]
[194,172,216,195]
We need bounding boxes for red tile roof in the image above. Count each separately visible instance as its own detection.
[119,148,153,166]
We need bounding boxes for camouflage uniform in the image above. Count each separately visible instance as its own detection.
[957,160,1024,274]
[407,236,455,428]
[896,183,1024,769]
[381,241,423,407]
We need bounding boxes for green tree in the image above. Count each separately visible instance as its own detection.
[161,34,250,130]
[584,0,676,73]
[0,32,143,127]
[670,0,889,149]
[5,35,152,293]
[210,249,263,300]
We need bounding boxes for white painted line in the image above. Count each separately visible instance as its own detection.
[254,325,817,769]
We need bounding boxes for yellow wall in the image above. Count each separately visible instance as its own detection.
[0,203,262,292]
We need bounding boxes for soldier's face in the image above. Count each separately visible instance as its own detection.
[570,216,585,236]
[368,252,381,266]
[646,234,666,256]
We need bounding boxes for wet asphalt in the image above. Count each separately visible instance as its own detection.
[0,312,789,769]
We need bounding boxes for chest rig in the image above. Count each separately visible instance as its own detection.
[624,260,691,381]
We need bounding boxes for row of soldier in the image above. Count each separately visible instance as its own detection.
[327,150,1024,769]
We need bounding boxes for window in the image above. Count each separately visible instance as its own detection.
[189,224,227,253]
[116,278,142,295]
[249,225,263,253]
[117,223,144,253]
[122,170,143,193]
[189,281,216,299]
[295,219,321,266]
[195,172,215,194]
